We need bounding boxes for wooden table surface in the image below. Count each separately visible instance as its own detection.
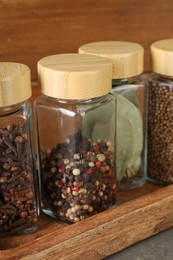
[1,0,173,81]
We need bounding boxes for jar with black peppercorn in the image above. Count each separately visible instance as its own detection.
[0,62,38,237]
[35,54,116,223]
[79,41,145,190]
[146,39,173,185]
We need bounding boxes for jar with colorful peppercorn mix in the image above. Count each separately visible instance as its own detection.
[79,41,145,190]
[146,39,173,185]
[35,54,116,223]
[0,62,38,237]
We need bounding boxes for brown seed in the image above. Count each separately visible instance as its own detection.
[20,211,28,218]
[0,177,7,183]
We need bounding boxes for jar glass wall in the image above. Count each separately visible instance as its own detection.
[145,39,173,185]
[0,62,38,237]
[112,75,145,190]
[0,102,38,237]
[35,93,116,223]
[146,73,173,184]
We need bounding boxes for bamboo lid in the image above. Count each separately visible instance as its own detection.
[0,62,32,107]
[37,54,112,99]
[78,41,144,79]
[151,39,173,76]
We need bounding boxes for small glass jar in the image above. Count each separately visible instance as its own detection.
[0,62,38,237]
[79,41,145,190]
[35,54,116,223]
[146,39,173,185]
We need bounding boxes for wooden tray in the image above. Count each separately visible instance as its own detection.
[1,182,173,260]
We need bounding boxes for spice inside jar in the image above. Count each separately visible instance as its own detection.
[0,123,38,234]
[147,75,173,184]
[42,131,116,222]
[146,39,173,184]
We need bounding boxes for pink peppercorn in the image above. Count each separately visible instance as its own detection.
[72,186,79,192]
[93,144,99,153]
[95,160,101,168]
[58,165,65,173]
[86,168,93,174]
[62,187,67,194]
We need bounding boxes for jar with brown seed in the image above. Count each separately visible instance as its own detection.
[146,39,173,184]
[79,41,145,190]
[0,62,39,237]
[35,54,116,223]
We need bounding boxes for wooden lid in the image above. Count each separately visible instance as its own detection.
[0,62,31,107]
[79,41,144,79]
[151,39,173,76]
[37,54,112,99]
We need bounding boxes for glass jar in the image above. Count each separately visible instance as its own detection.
[79,41,145,190]
[35,54,116,223]
[0,62,38,237]
[146,39,173,185]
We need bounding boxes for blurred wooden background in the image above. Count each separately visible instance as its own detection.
[0,0,173,81]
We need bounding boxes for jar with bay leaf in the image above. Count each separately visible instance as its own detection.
[79,41,145,190]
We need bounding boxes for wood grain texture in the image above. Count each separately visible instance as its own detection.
[2,183,173,260]
[37,53,112,99]
[0,182,157,251]
[0,0,173,80]
[151,39,173,76]
[0,62,31,106]
[79,41,144,79]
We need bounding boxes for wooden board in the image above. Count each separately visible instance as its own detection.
[1,183,173,259]
[1,0,173,80]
